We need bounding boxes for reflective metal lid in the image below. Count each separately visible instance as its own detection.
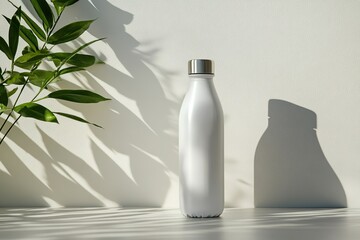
[188,59,214,75]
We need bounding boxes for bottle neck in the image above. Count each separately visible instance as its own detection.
[188,74,216,94]
[189,74,214,86]
[189,74,214,80]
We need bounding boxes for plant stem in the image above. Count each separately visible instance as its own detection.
[32,96,47,102]
[48,11,63,37]
[0,115,20,145]
[0,85,26,133]
[0,61,16,133]
[0,60,31,133]
[0,8,64,145]
[10,61,14,73]
[30,12,63,102]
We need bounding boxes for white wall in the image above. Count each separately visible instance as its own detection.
[1,0,360,208]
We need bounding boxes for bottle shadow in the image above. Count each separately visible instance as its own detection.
[254,99,347,208]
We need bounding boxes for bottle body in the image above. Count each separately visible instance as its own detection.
[179,74,224,217]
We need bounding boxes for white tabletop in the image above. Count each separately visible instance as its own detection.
[0,208,359,240]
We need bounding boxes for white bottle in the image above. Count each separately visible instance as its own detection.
[179,59,224,218]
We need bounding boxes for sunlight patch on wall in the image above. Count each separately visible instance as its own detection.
[91,137,137,184]
[162,170,179,208]
[42,197,62,208]
[58,162,118,206]
[0,161,10,176]
[88,71,156,134]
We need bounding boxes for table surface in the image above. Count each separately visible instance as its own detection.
[0,208,359,240]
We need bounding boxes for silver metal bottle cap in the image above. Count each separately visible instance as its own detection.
[188,59,214,75]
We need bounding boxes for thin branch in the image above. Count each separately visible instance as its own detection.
[0,6,64,144]
[0,115,20,145]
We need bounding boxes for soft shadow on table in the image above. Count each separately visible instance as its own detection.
[254,99,347,207]
[2,0,180,207]
[0,208,358,240]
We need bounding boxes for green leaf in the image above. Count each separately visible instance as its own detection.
[0,88,8,116]
[0,36,12,60]
[5,71,26,85]
[14,102,58,123]
[28,70,55,87]
[21,10,46,41]
[0,103,10,113]
[4,15,38,52]
[53,5,63,16]
[47,89,110,103]
[22,46,34,55]
[59,66,84,75]
[59,38,104,68]
[8,7,21,59]
[0,84,8,106]
[49,53,96,67]
[15,51,49,69]
[8,87,18,97]
[48,20,94,45]
[54,111,102,128]
[19,26,39,51]
[30,0,54,32]
[51,0,79,15]
[7,1,46,41]
[51,0,79,7]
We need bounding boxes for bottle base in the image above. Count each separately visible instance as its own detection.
[183,213,222,218]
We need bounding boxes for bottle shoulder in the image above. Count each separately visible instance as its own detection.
[180,95,223,126]
[180,79,223,119]
[183,83,222,104]
[181,91,222,112]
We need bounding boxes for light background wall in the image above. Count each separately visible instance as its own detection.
[1,0,360,208]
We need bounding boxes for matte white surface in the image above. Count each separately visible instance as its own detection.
[179,74,224,217]
[1,0,360,208]
[0,208,359,240]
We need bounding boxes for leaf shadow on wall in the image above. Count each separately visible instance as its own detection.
[0,124,102,207]
[1,0,179,207]
[61,0,180,207]
[254,99,347,207]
